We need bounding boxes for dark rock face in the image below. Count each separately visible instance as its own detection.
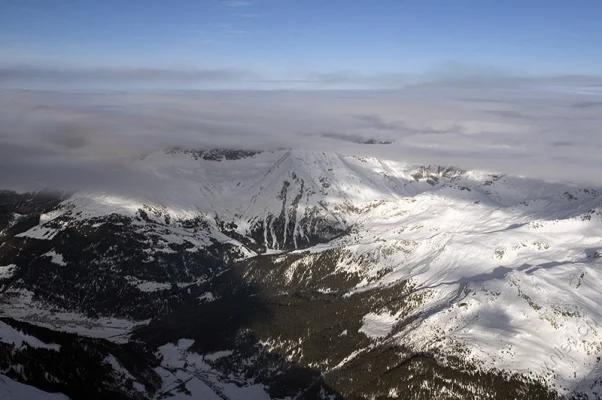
[363,139,393,145]
[164,148,263,161]
[0,190,67,236]
[219,176,348,252]
[0,190,562,399]
[1,212,239,320]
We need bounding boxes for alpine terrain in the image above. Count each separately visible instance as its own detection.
[2,148,602,399]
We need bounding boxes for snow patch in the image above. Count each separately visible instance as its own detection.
[198,292,216,302]
[125,276,171,292]
[204,350,233,361]
[264,248,284,255]
[16,226,61,240]
[0,374,69,399]
[155,341,270,400]
[42,251,66,266]
[0,321,61,351]
[104,355,146,393]
[359,311,399,339]
[0,264,16,279]
[0,289,145,343]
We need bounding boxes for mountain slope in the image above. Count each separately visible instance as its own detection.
[2,149,602,399]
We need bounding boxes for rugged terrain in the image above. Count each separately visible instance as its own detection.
[2,148,602,399]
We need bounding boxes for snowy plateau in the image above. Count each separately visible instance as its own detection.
[1,148,602,399]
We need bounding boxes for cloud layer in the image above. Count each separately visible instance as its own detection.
[0,66,258,85]
[2,63,600,90]
[1,84,602,192]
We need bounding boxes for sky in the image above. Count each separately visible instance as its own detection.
[1,0,602,89]
[1,1,602,190]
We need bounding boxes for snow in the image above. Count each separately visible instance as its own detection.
[161,377,223,400]
[15,226,61,240]
[300,174,602,395]
[0,289,145,343]
[359,311,399,339]
[126,149,602,395]
[13,210,70,241]
[203,350,233,361]
[198,292,216,302]
[263,248,284,255]
[56,152,602,394]
[220,383,271,400]
[155,340,270,399]
[0,264,16,279]
[125,276,172,292]
[103,355,146,393]
[42,251,66,266]
[0,374,69,399]
[0,321,61,351]
[177,338,195,349]
[5,149,602,396]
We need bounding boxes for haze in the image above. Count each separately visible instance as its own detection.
[1,0,602,189]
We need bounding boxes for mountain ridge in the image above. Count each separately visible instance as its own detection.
[2,148,602,399]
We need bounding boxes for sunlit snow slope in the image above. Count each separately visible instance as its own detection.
[3,148,602,399]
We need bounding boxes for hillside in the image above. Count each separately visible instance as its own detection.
[2,149,602,399]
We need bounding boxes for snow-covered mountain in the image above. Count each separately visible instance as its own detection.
[2,148,602,399]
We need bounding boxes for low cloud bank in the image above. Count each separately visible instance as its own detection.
[1,85,602,192]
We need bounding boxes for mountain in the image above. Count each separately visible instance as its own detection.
[2,148,602,399]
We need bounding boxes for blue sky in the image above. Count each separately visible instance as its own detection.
[1,0,602,88]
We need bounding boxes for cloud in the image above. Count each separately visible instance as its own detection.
[2,62,602,91]
[305,71,415,88]
[0,65,420,90]
[319,132,370,143]
[422,61,519,84]
[250,71,417,90]
[551,141,573,147]
[0,66,258,86]
[571,101,602,108]
[222,1,251,7]
[483,110,531,120]
[1,84,602,192]
[354,114,401,131]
